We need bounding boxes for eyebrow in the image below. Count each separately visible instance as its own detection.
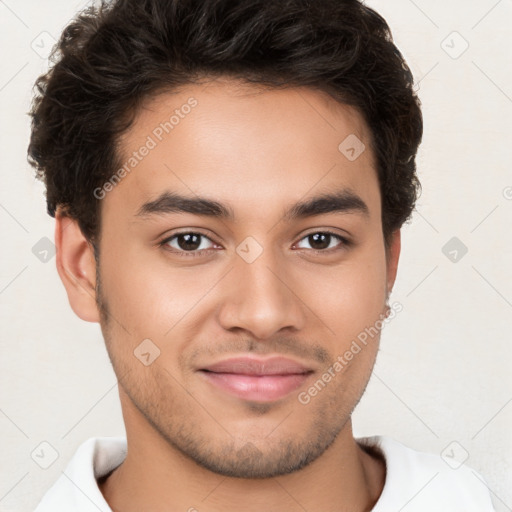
[135,189,369,222]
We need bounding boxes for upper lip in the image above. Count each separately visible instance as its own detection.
[200,356,314,376]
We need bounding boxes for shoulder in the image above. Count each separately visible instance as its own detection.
[357,435,496,512]
[34,436,127,512]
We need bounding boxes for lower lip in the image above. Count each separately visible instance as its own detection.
[199,371,312,402]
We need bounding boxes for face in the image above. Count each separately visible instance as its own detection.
[69,78,399,478]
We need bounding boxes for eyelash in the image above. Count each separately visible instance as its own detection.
[158,230,352,258]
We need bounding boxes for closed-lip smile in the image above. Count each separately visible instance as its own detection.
[198,356,314,402]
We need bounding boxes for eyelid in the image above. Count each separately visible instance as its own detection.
[293,230,351,251]
[159,229,219,254]
[299,227,351,240]
[159,228,352,258]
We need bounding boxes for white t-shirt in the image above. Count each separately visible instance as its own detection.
[33,435,496,511]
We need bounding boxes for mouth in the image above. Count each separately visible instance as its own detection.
[198,356,315,402]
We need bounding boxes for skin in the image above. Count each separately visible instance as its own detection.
[55,77,401,512]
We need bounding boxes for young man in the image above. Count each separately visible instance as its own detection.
[29,0,495,510]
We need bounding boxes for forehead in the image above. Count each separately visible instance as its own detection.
[106,78,380,223]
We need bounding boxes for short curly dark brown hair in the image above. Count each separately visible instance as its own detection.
[27,0,422,250]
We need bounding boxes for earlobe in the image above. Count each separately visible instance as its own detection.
[55,210,101,323]
[386,229,401,296]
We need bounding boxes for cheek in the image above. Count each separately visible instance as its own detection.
[300,253,388,342]
[99,237,209,342]
[99,224,388,347]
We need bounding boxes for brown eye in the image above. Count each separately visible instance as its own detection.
[295,231,349,253]
[175,233,202,251]
[307,233,331,250]
[161,232,216,257]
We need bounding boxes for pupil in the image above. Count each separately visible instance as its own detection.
[178,233,201,251]
[175,233,332,252]
[310,233,330,250]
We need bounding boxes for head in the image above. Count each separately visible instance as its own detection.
[28,0,422,478]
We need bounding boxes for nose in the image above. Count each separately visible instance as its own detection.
[216,246,307,340]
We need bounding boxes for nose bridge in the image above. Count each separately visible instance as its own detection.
[217,239,305,338]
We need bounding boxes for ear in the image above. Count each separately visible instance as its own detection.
[55,210,100,323]
[385,229,401,296]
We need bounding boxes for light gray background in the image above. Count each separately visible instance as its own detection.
[1,1,511,510]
